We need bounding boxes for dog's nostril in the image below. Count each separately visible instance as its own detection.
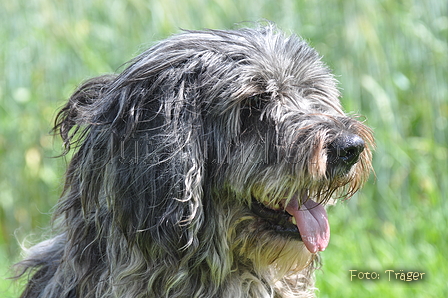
[328,134,365,167]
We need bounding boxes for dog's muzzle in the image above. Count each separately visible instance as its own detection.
[249,133,366,254]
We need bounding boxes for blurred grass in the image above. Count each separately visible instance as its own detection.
[1,0,446,297]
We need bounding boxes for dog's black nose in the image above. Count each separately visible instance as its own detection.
[327,133,365,168]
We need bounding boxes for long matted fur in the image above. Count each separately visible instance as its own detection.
[15,25,374,298]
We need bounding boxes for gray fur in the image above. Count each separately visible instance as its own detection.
[14,25,374,297]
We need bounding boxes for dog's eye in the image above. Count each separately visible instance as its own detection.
[243,95,265,115]
[240,95,266,132]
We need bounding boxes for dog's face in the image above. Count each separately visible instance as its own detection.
[52,25,374,293]
[221,89,373,272]
[222,85,374,249]
[175,28,375,273]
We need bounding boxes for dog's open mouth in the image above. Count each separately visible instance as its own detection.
[251,191,330,253]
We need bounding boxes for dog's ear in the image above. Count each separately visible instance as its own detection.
[54,57,208,253]
[53,75,116,152]
[107,66,208,252]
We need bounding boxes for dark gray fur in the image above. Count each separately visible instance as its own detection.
[14,25,373,298]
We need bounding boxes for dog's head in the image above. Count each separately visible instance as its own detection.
[55,25,373,282]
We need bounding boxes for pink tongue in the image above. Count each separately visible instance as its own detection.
[285,196,330,253]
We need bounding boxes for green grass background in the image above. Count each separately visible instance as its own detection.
[1,0,446,297]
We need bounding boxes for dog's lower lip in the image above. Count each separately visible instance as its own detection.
[250,199,302,240]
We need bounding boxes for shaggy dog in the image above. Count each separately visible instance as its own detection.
[15,25,374,297]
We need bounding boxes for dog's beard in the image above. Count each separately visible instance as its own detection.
[228,183,343,280]
[226,200,320,286]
